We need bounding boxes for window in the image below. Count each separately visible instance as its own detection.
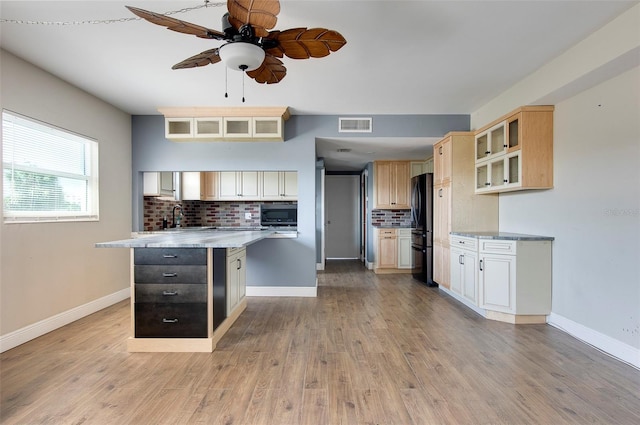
[2,110,99,222]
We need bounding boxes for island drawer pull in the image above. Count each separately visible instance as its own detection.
[162,318,179,323]
[162,273,178,278]
[162,291,178,296]
[163,254,178,258]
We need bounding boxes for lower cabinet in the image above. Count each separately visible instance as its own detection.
[374,228,413,273]
[450,236,478,305]
[225,247,246,316]
[133,248,208,338]
[446,235,553,324]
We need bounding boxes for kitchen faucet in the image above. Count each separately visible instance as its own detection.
[171,204,183,228]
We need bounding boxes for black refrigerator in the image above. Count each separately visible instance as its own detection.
[411,173,436,286]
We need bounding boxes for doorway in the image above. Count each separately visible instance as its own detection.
[325,175,360,259]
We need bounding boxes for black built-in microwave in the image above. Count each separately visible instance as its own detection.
[260,204,297,227]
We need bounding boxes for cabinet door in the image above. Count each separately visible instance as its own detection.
[479,254,516,313]
[165,118,193,138]
[393,162,411,209]
[223,117,252,138]
[253,117,282,139]
[378,236,397,268]
[398,236,412,269]
[281,171,298,199]
[440,139,452,183]
[218,172,240,200]
[201,172,218,200]
[434,183,451,245]
[433,242,443,284]
[194,117,223,138]
[450,246,463,295]
[374,162,392,208]
[181,172,202,200]
[226,252,239,315]
[239,171,260,199]
[159,172,175,197]
[462,250,478,304]
[261,171,281,199]
[238,249,246,302]
[440,244,450,289]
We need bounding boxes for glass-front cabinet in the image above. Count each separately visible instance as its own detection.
[475,151,522,193]
[474,106,553,194]
[475,122,507,162]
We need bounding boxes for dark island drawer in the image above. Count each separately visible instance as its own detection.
[134,265,207,284]
[135,303,207,338]
[134,248,207,265]
[135,284,207,303]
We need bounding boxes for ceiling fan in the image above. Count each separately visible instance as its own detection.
[126,0,347,85]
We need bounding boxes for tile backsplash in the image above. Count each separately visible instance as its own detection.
[143,197,293,231]
[371,209,413,227]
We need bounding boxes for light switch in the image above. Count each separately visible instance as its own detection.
[245,212,252,220]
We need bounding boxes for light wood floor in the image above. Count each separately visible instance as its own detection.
[2,260,639,424]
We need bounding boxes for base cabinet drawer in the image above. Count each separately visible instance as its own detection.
[134,265,207,284]
[135,303,207,338]
[135,284,207,303]
[134,248,207,265]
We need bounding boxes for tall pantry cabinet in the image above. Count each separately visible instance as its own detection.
[432,132,499,288]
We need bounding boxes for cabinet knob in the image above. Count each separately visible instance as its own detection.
[484,182,491,186]
[504,179,508,183]
[503,144,507,148]
[485,151,490,155]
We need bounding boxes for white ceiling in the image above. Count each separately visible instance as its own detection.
[1,1,636,170]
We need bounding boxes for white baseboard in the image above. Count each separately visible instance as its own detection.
[316,262,325,271]
[548,313,640,369]
[0,287,131,353]
[366,260,374,270]
[246,285,317,297]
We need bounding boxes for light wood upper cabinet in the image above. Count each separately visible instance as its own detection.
[201,172,218,200]
[159,107,289,142]
[374,161,410,209]
[434,138,452,185]
[475,106,553,194]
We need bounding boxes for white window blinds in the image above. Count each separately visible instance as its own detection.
[2,110,99,222]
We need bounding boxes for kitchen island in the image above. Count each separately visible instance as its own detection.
[96,229,291,352]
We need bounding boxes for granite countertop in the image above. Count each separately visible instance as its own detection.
[450,231,554,241]
[96,229,280,248]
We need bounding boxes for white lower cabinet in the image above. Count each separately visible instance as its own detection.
[450,237,478,305]
[226,247,246,316]
[479,253,516,313]
[448,234,552,324]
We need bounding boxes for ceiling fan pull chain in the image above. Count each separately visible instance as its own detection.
[242,73,246,103]
[224,67,228,98]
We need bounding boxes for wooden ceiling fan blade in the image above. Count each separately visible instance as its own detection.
[265,27,347,59]
[126,6,226,40]
[172,48,221,69]
[246,55,286,84]
[227,0,280,37]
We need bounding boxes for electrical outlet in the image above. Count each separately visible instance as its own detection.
[245,212,252,220]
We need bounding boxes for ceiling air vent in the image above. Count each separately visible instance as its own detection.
[339,117,372,133]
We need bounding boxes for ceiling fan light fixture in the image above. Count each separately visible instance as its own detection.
[218,42,265,72]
